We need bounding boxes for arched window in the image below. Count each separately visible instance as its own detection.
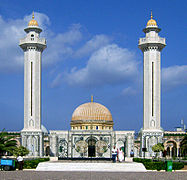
[31,34,34,40]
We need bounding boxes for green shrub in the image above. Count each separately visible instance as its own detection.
[133,158,184,170]
[172,162,184,170]
[143,162,165,171]
[22,158,49,169]
[133,158,152,163]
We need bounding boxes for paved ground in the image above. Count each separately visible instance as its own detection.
[0,171,186,180]
[36,162,146,172]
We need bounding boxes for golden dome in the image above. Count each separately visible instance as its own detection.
[28,12,38,27]
[72,101,112,121]
[146,11,157,27]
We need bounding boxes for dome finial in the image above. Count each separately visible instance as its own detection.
[91,95,93,102]
[28,11,39,27]
[32,11,35,19]
[151,10,153,19]
[146,10,157,27]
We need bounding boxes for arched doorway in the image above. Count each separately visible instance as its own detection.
[165,140,178,157]
[166,147,170,157]
[45,146,50,156]
[88,139,96,157]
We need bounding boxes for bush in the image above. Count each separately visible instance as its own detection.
[16,158,49,169]
[133,158,152,163]
[144,162,165,171]
[172,162,184,170]
[133,158,184,170]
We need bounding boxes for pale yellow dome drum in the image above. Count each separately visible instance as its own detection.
[71,97,113,130]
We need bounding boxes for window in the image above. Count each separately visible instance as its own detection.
[31,34,34,40]
[96,126,98,130]
[86,126,88,130]
[80,126,82,129]
[31,62,33,116]
[152,62,154,117]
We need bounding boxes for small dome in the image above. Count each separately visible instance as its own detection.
[72,102,112,121]
[146,12,157,27]
[41,125,48,135]
[28,12,38,27]
[147,19,157,27]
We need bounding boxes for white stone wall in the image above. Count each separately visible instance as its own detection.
[143,49,161,130]
[49,130,135,158]
[115,131,134,157]
[23,50,42,130]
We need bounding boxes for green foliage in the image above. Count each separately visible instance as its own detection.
[152,143,164,152]
[20,158,49,169]
[143,162,165,171]
[0,129,17,157]
[12,146,29,157]
[133,158,184,170]
[133,158,152,163]
[172,162,184,170]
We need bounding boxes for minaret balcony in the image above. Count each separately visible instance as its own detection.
[139,37,166,46]
[19,37,46,46]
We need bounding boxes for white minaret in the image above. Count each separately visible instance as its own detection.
[20,13,46,156]
[139,12,166,157]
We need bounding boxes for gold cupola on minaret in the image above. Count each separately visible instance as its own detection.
[146,11,157,27]
[28,12,39,27]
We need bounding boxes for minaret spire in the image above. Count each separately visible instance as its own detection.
[32,11,35,19]
[91,95,94,102]
[151,11,153,19]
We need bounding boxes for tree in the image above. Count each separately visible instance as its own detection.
[12,146,29,157]
[180,135,187,157]
[0,130,17,157]
[152,143,164,158]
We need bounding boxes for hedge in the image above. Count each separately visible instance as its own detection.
[16,158,49,169]
[133,158,152,163]
[133,158,184,171]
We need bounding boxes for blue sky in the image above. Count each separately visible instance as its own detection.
[0,0,187,132]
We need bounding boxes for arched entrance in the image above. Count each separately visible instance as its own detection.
[45,146,50,156]
[165,140,178,157]
[88,139,96,157]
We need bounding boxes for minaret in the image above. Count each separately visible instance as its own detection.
[20,12,46,156]
[138,12,166,157]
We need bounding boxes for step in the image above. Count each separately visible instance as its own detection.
[36,162,147,172]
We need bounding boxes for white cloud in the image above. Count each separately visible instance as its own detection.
[43,24,82,65]
[0,12,50,72]
[162,65,187,90]
[121,86,137,96]
[50,73,63,88]
[64,44,139,87]
[74,34,111,58]
[0,13,83,72]
[0,16,25,72]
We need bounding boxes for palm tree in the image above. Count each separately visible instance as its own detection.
[0,130,17,157]
[152,143,164,158]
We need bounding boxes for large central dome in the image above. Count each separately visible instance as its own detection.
[71,97,113,130]
[72,102,112,121]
